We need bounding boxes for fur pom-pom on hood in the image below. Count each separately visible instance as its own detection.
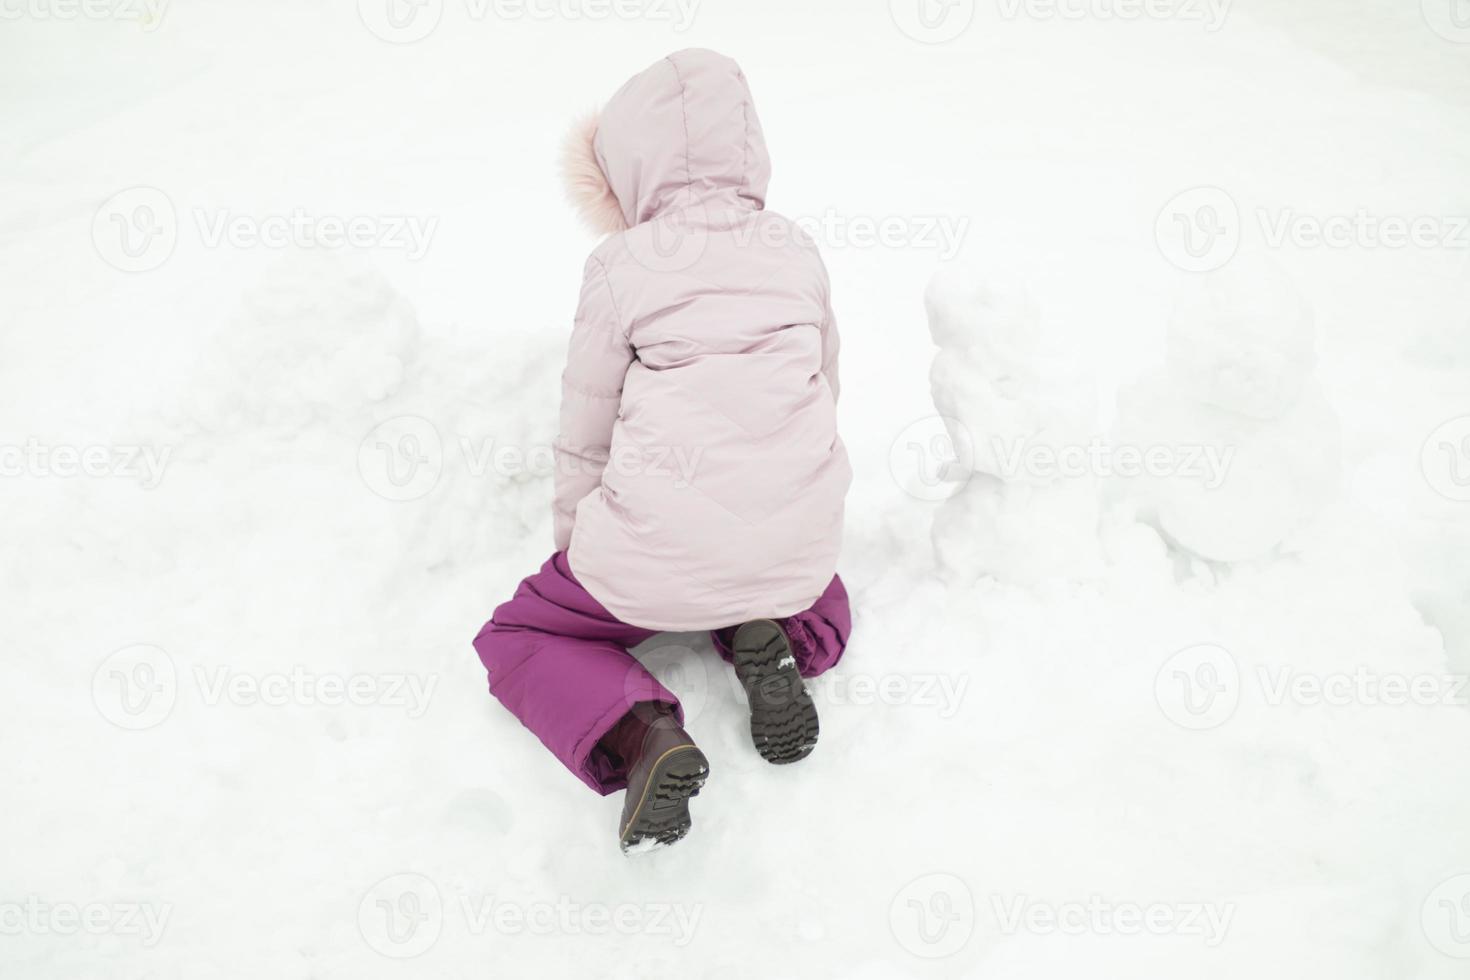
[559,110,628,237]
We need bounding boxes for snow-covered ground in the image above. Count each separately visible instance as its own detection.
[3,1,1469,977]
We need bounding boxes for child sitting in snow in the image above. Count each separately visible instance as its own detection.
[472,49,852,852]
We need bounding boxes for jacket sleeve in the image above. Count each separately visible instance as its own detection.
[818,259,841,403]
[552,256,634,551]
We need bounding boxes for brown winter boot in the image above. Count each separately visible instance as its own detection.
[732,619,820,764]
[609,705,710,853]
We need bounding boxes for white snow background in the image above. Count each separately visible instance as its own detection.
[3,1,1470,977]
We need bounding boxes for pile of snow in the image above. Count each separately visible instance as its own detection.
[1114,255,1343,562]
[171,254,420,437]
[924,262,1105,586]
[3,4,1470,980]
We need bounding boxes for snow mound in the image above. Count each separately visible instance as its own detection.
[1116,256,1342,563]
[173,254,420,436]
[1166,254,1317,421]
[924,261,1105,586]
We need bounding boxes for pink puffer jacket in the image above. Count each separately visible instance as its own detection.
[554,48,850,631]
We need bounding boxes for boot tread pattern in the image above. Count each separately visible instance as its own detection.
[733,620,820,765]
[619,746,710,852]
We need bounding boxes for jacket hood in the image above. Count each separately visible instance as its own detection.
[561,49,770,234]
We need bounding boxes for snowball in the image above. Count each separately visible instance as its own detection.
[1166,254,1317,421]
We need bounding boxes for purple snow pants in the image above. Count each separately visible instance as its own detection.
[473,552,851,795]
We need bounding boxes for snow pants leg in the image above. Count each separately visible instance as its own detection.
[473,555,852,795]
[472,552,680,795]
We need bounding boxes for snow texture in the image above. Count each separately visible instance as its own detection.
[4,2,1470,979]
[1112,254,1344,562]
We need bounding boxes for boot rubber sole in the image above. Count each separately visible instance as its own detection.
[618,745,709,853]
[732,619,819,764]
